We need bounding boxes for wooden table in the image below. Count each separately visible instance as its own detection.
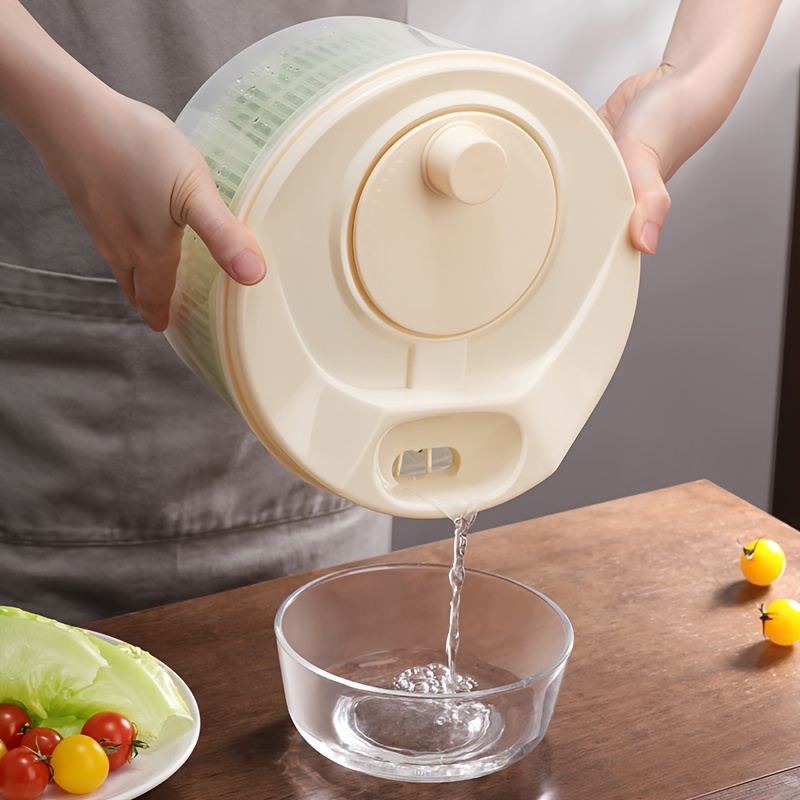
[91,481,800,800]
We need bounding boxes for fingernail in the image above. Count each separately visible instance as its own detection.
[230,249,265,284]
[640,221,660,255]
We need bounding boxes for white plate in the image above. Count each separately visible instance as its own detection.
[46,631,201,800]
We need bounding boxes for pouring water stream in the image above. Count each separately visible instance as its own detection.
[386,470,480,693]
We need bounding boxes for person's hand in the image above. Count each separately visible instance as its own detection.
[0,0,266,332]
[598,65,680,257]
[598,0,782,257]
[37,89,266,331]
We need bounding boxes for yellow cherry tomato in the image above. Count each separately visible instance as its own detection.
[51,734,110,794]
[740,538,786,586]
[0,739,6,759]
[760,598,800,646]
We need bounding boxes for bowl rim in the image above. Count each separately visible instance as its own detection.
[274,561,574,699]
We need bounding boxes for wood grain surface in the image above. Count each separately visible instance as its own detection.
[90,481,800,800]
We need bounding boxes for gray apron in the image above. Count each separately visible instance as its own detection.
[0,1,405,624]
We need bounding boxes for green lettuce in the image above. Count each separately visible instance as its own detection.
[0,606,193,739]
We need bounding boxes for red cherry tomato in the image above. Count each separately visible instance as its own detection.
[0,747,50,800]
[81,712,146,770]
[20,727,63,757]
[0,704,30,750]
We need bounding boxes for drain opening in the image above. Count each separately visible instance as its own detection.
[393,447,456,479]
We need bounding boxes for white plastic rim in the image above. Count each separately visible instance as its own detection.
[166,16,640,518]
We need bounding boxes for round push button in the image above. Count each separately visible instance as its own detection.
[423,121,508,205]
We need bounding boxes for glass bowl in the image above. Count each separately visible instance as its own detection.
[274,563,573,782]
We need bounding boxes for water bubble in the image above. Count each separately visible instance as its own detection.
[392,663,477,694]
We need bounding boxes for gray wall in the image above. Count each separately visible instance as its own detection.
[393,0,800,548]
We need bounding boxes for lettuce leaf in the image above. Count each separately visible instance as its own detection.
[0,606,193,739]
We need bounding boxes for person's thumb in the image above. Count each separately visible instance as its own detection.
[179,168,266,285]
[616,139,672,256]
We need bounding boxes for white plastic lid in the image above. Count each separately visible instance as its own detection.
[354,111,556,337]
[215,48,640,518]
